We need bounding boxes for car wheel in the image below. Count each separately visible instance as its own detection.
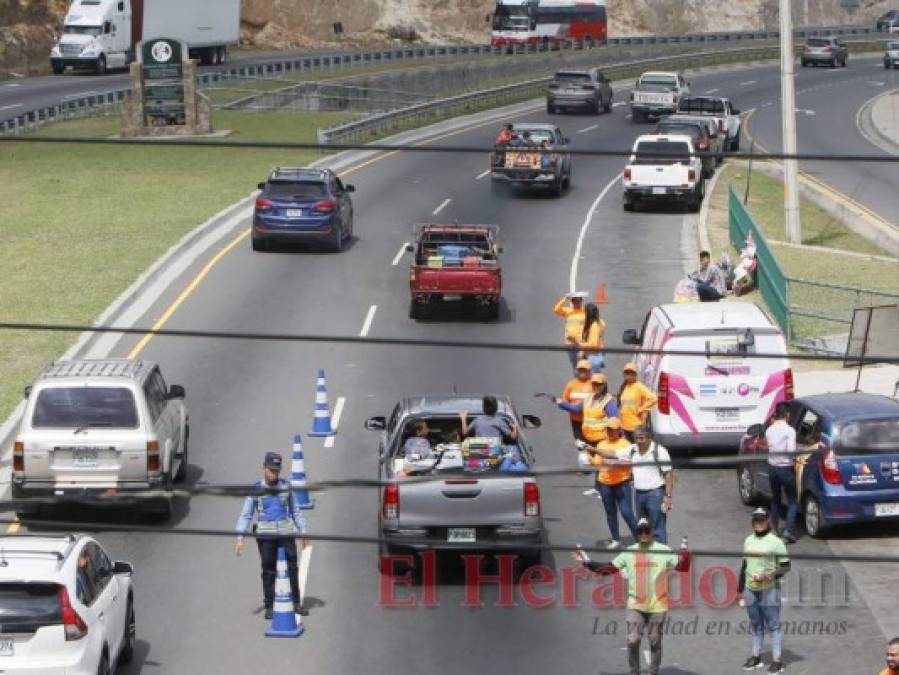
[174,428,188,483]
[546,101,555,114]
[688,184,703,213]
[731,134,740,152]
[97,650,110,675]
[603,96,612,113]
[563,166,571,189]
[95,55,107,75]
[119,599,135,664]
[552,175,563,197]
[409,300,422,320]
[483,300,500,321]
[330,225,343,253]
[623,198,635,212]
[52,62,64,75]
[592,98,601,115]
[885,60,891,69]
[803,494,828,538]
[738,465,762,505]
[801,60,808,67]
[251,235,267,252]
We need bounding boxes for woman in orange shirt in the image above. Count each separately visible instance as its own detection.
[618,362,658,442]
[583,418,638,548]
[554,360,594,439]
[577,303,606,373]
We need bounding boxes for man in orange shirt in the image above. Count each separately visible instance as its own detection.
[556,360,594,439]
[554,291,588,369]
[583,418,638,548]
[881,637,899,675]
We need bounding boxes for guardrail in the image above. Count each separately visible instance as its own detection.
[1,25,891,136]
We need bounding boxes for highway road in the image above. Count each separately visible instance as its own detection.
[12,63,897,673]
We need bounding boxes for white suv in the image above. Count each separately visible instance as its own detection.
[0,535,135,674]
[12,359,189,519]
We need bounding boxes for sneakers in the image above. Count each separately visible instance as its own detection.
[606,540,621,550]
[264,607,274,620]
[742,656,764,670]
[767,661,785,673]
[296,604,309,617]
[782,531,798,545]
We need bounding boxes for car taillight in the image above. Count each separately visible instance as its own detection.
[658,372,670,415]
[255,198,272,211]
[13,441,24,472]
[58,586,88,641]
[623,167,632,181]
[147,441,160,473]
[383,483,399,519]
[312,199,337,213]
[524,482,540,516]
[688,169,696,182]
[820,450,842,485]
[783,368,794,401]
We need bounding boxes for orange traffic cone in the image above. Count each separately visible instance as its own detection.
[596,283,608,305]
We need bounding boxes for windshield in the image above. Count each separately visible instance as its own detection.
[493,5,531,31]
[680,99,724,113]
[554,73,591,83]
[835,418,899,455]
[32,387,139,429]
[640,76,678,88]
[634,141,691,164]
[266,181,326,199]
[807,38,831,47]
[63,24,102,36]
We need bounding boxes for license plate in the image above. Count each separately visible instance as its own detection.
[284,209,304,217]
[443,294,462,301]
[561,88,579,95]
[0,639,13,656]
[73,448,98,467]
[715,408,740,421]
[448,528,476,543]
[875,503,899,517]
[652,187,667,195]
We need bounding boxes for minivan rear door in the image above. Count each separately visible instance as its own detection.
[833,418,899,504]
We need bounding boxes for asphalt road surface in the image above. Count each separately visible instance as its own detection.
[12,62,898,674]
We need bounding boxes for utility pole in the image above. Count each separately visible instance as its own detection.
[780,0,802,244]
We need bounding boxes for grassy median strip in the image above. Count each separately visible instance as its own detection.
[0,110,350,422]
[706,163,899,342]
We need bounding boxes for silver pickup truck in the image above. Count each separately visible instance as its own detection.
[366,395,544,570]
[630,71,691,122]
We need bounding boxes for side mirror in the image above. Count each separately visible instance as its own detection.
[113,561,133,576]
[622,329,640,345]
[257,182,266,190]
[345,184,356,193]
[521,414,542,429]
[166,384,186,399]
[746,423,764,437]
[365,416,386,431]
[405,244,414,252]
[23,385,32,399]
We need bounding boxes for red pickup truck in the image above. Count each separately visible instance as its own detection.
[407,224,502,320]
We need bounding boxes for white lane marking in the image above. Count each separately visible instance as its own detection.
[391,243,408,266]
[739,80,757,86]
[432,198,451,215]
[359,305,377,337]
[475,169,491,180]
[298,545,312,607]
[612,101,625,107]
[796,108,816,116]
[61,90,98,100]
[868,81,886,87]
[625,114,632,119]
[569,174,622,292]
[0,104,22,111]
[2,83,22,87]
[577,124,599,134]
[703,88,720,94]
[324,396,346,448]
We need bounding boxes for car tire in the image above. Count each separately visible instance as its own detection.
[52,62,64,75]
[95,55,107,75]
[885,60,892,69]
[546,101,555,114]
[801,60,808,67]
[483,301,500,321]
[731,134,740,152]
[552,175,563,197]
[330,225,343,253]
[563,166,571,189]
[174,428,188,483]
[623,198,636,212]
[119,599,135,664]
[803,494,828,538]
[632,110,641,123]
[688,183,703,213]
[738,465,762,505]
[97,650,110,675]
[409,300,422,320]
[603,96,612,113]
[251,235,267,252]
[592,98,601,115]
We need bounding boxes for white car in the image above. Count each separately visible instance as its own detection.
[630,71,691,122]
[0,535,135,674]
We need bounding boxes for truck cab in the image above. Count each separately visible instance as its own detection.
[51,0,132,74]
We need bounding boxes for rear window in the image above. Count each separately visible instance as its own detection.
[32,387,139,429]
[656,124,700,138]
[634,141,691,164]
[266,181,326,199]
[835,418,899,454]
[554,72,591,82]
[680,99,725,114]
[0,583,61,633]
[807,38,831,47]
[640,75,677,87]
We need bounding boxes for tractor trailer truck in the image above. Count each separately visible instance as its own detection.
[50,0,240,74]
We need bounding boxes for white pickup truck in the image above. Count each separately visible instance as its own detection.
[630,71,690,122]
[622,134,705,212]
[676,96,743,151]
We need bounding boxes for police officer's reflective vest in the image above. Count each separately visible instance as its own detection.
[252,479,299,537]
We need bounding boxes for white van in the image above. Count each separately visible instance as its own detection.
[622,303,793,452]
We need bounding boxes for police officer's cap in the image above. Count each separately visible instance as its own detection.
[264,451,283,471]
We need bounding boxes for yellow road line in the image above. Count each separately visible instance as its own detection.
[125,103,544,356]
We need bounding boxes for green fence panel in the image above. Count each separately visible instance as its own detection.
[728,186,790,339]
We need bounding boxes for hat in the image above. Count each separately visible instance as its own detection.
[606,417,621,430]
[751,507,769,520]
[568,291,589,300]
[623,362,638,373]
[636,517,652,532]
[264,451,283,471]
[591,373,607,385]
[576,359,592,371]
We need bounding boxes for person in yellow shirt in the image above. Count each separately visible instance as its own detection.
[554,360,594,439]
[577,303,606,373]
[618,362,658,442]
[554,291,588,369]
[583,418,638,548]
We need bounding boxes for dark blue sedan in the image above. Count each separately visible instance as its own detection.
[252,167,355,252]
[737,393,899,537]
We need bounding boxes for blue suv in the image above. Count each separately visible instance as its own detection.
[252,167,355,252]
[737,393,899,538]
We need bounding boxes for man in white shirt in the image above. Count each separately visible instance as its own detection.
[765,402,798,544]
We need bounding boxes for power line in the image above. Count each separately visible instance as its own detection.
[1,321,897,362]
[2,135,899,163]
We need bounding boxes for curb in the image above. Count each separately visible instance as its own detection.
[856,87,899,156]
[697,160,727,252]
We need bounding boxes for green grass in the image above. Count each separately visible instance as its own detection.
[0,110,350,422]
[707,164,899,343]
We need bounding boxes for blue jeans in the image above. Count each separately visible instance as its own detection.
[597,480,638,542]
[768,465,798,534]
[744,586,783,660]
[635,487,668,544]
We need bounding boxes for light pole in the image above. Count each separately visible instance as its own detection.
[780,0,802,244]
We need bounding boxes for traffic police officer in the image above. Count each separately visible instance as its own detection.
[235,451,308,619]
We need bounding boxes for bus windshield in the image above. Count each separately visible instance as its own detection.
[493,5,532,31]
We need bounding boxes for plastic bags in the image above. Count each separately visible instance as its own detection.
[673,278,700,303]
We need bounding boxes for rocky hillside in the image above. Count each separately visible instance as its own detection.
[1,0,893,77]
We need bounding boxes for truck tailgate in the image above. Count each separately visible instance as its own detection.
[398,476,530,527]
[628,164,691,187]
[634,92,674,106]
[412,267,500,294]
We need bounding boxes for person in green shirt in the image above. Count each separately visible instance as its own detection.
[737,507,791,674]
[573,517,691,675]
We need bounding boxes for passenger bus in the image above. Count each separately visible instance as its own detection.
[491,0,608,47]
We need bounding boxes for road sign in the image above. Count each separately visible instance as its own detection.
[140,38,186,126]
